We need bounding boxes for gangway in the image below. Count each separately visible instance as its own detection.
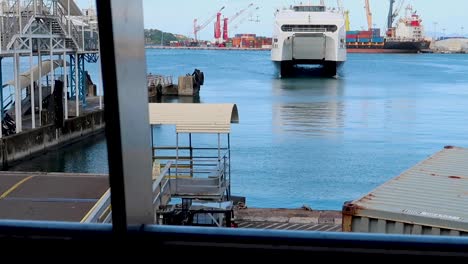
[58,0,83,16]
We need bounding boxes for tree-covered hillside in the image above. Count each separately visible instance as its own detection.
[144,29,188,45]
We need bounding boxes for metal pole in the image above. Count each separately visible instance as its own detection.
[38,50,42,125]
[75,52,79,116]
[81,24,84,49]
[63,51,68,119]
[67,0,71,36]
[150,125,154,157]
[189,133,193,177]
[218,133,221,162]
[228,133,231,197]
[176,132,179,176]
[0,57,3,138]
[0,57,3,116]
[50,24,54,93]
[81,55,85,105]
[14,53,21,133]
[34,0,37,15]
[98,56,102,109]
[176,132,179,193]
[18,0,21,33]
[30,47,35,129]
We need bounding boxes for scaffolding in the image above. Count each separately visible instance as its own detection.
[0,0,99,137]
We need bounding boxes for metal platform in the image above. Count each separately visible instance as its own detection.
[237,221,341,232]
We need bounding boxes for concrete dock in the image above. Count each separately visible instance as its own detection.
[0,171,108,222]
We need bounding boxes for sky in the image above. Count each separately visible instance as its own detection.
[76,1,467,40]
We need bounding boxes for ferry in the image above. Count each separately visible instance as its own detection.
[271,4,346,77]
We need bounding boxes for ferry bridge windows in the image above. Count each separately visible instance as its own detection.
[281,24,338,33]
[293,6,325,12]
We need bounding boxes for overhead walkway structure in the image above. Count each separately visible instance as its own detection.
[0,0,100,137]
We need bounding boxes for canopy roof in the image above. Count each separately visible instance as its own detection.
[148,103,239,134]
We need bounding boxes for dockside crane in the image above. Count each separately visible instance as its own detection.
[364,0,373,31]
[222,3,254,42]
[387,0,405,36]
[388,0,405,29]
[232,6,260,31]
[193,6,225,42]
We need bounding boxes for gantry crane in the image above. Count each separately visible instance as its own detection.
[364,0,373,31]
[222,3,254,42]
[193,6,225,42]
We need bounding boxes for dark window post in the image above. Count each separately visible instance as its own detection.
[96,0,154,235]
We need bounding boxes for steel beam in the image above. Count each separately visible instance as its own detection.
[74,52,79,116]
[63,51,68,119]
[0,57,3,138]
[38,50,42,125]
[96,0,154,233]
[0,57,3,117]
[14,53,21,133]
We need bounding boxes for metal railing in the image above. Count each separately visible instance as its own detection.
[81,189,112,223]
[152,161,173,209]
[55,4,82,50]
[147,74,173,87]
[153,146,231,200]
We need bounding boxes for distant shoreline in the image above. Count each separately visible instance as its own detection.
[145,45,271,51]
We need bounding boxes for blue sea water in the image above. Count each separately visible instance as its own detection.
[9,50,468,210]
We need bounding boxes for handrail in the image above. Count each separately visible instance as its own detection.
[152,161,173,208]
[55,3,82,50]
[81,189,111,223]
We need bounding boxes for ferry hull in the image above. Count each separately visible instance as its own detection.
[274,60,344,77]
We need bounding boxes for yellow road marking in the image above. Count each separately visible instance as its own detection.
[0,176,34,199]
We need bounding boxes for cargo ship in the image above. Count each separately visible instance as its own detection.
[346,2,430,53]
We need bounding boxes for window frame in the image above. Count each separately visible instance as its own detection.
[0,0,467,258]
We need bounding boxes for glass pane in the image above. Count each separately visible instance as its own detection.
[141,0,468,237]
[0,0,109,223]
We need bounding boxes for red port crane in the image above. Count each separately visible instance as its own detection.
[193,6,225,42]
[222,3,254,42]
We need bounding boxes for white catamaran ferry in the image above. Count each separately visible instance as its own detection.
[271,4,346,77]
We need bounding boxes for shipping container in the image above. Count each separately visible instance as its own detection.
[346,34,358,38]
[346,30,359,35]
[342,146,468,237]
[346,38,357,42]
[372,28,381,36]
[358,38,370,42]
[372,37,384,43]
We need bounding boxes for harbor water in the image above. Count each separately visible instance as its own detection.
[9,50,468,210]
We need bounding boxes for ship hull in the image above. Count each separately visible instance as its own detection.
[346,40,431,54]
[274,60,345,77]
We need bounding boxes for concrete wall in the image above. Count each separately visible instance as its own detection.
[0,110,105,169]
